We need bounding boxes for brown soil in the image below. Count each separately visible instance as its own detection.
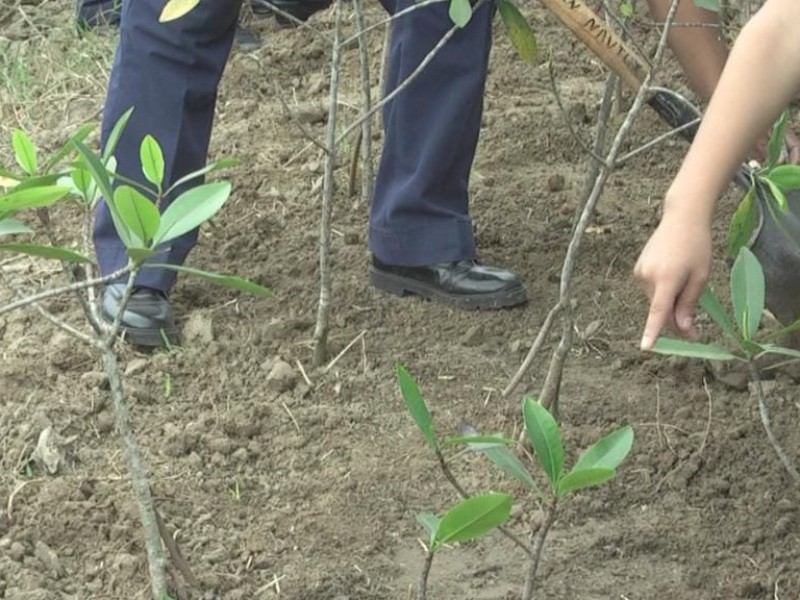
[1,2,799,600]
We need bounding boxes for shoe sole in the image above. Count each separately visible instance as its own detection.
[101,313,180,348]
[370,267,528,310]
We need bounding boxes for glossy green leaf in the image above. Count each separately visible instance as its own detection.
[651,337,737,361]
[433,493,512,549]
[44,122,97,173]
[767,164,800,191]
[0,220,32,237]
[12,129,37,175]
[448,0,472,27]
[154,181,231,244]
[160,0,200,21]
[731,246,765,340]
[498,0,537,64]
[417,512,440,547]
[441,435,515,447]
[395,363,437,448]
[765,177,788,212]
[0,185,70,214]
[71,168,94,201]
[523,397,563,487]
[727,188,758,257]
[72,139,113,202]
[102,107,134,163]
[556,468,616,497]
[147,264,273,296]
[113,185,160,247]
[11,173,63,192]
[140,135,165,189]
[167,157,239,194]
[691,0,719,10]
[759,343,800,360]
[0,243,93,263]
[127,247,158,263]
[573,425,633,472]
[699,287,739,344]
[458,424,540,492]
[767,110,789,169]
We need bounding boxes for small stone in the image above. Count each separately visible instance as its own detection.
[124,358,148,377]
[547,174,565,192]
[8,542,25,562]
[776,499,795,513]
[80,372,109,390]
[31,427,65,475]
[232,448,249,463]
[343,232,360,245]
[96,412,115,434]
[509,339,523,354]
[708,361,748,391]
[183,311,214,345]
[774,515,793,538]
[459,325,484,347]
[34,541,63,578]
[266,358,297,392]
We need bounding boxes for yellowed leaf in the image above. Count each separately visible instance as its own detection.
[159,0,201,23]
[0,176,19,189]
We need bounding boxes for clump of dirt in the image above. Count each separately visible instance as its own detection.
[1,2,799,599]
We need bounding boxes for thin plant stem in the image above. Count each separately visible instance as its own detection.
[748,361,800,485]
[0,265,129,318]
[521,498,558,600]
[313,0,344,367]
[353,0,373,206]
[417,551,434,600]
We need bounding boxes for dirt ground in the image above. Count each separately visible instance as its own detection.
[1,1,799,599]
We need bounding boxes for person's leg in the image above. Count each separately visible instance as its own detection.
[369,0,493,266]
[93,0,242,344]
[369,0,527,308]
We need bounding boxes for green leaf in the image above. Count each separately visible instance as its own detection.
[160,0,201,21]
[153,181,231,244]
[698,287,740,344]
[0,220,32,237]
[441,435,515,447]
[618,0,634,17]
[765,177,788,212]
[140,135,165,190]
[166,157,239,194]
[556,468,616,497]
[395,364,437,449]
[651,337,737,361]
[573,425,633,472]
[759,343,800,360]
[44,121,97,173]
[113,185,160,247]
[767,164,800,191]
[417,512,440,547]
[72,139,113,202]
[522,397,563,487]
[497,0,537,64]
[12,130,37,175]
[0,185,70,214]
[71,168,94,201]
[457,424,540,492]
[127,247,158,263]
[0,243,93,264]
[731,246,765,340]
[767,110,789,169]
[448,0,472,27]
[102,107,134,163]
[727,187,758,257]
[691,0,719,9]
[433,493,512,549]
[147,264,273,296]
[763,318,800,343]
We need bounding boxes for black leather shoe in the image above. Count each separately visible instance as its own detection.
[370,256,528,309]
[101,284,179,348]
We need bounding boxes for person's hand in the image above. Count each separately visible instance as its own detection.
[634,210,713,351]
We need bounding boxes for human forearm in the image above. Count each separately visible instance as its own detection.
[664,0,800,223]
[646,0,726,103]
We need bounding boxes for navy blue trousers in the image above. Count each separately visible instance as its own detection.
[93,0,492,292]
